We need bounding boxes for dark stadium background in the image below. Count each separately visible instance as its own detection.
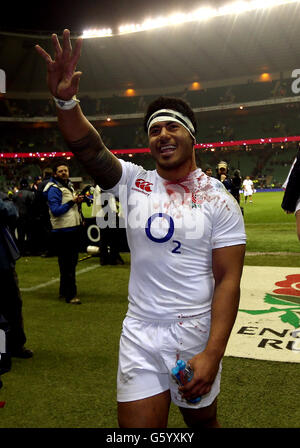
[1,0,300,190]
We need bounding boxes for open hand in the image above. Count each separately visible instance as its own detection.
[35,29,83,100]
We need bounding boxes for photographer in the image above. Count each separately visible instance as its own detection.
[43,160,83,305]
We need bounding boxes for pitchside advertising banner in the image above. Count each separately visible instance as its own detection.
[226,266,300,363]
[81,217,129,252]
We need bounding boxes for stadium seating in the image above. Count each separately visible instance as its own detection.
[0,73,299,191]
[0,77,294,118]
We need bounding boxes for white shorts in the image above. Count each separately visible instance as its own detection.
[117,313,222,409]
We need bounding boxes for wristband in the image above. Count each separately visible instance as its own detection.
[53,95,80,110]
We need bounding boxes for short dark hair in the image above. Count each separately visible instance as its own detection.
[53,159,69,174]
[143,96,197,135]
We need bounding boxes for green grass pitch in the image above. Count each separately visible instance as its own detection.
[0,191,299,428]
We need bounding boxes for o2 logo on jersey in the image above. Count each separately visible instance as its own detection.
[135,178,153,192]
[145,213,181,254]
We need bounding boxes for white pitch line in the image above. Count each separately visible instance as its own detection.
[20,265,99,292]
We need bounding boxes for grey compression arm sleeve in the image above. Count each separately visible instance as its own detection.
[67,128,122,190]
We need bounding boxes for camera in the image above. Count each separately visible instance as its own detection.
[79,185,93,207]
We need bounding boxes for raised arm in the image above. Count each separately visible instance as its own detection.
[35,29,122,189]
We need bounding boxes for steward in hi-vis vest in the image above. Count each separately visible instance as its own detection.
[43,162,84,305]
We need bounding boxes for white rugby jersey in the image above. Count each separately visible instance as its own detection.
[104,159,246,320]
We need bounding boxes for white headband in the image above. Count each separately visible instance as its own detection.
[147,109,196,141]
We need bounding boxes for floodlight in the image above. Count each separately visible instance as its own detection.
[84,1,300,37]
[82,28,113,38]
[191,7,216,21]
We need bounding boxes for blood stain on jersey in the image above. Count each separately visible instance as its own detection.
[162,170,229,211]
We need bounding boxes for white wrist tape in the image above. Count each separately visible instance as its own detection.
[53,96,80,110]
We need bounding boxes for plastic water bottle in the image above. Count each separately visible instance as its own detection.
[171,359,201,403]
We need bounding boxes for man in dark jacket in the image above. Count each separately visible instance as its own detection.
[13,178,35,255]
[30,171,54,256]
[216,161,232,192]
[281,149,300,240]
[230,169,242,205]
[0,196,33,358]
[281,150,300,213]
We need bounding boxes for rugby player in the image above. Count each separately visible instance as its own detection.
[36,29,246,428]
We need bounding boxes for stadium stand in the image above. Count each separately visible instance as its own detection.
[1,2,300,192]
[1,102,300,151]
[0,77,295,117]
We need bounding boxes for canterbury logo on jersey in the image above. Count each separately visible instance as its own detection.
[131,178,153,196]
[135,179,153,192]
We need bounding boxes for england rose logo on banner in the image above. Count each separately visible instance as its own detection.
[240,274,300,329]
[225,268,300,362]
[273,274,300,298]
